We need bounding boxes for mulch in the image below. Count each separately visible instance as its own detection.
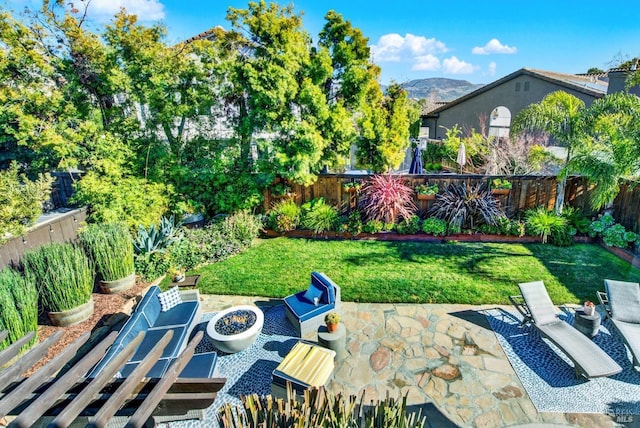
[25,279,151,377]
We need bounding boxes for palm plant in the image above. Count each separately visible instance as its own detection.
[567,92,640,211]
[511,91,586,213]
[429,183,505,232]
[23,243,94,313]
[358,174,416,224]
[80,223,134,281]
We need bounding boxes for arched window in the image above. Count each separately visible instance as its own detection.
[489,106,511,138]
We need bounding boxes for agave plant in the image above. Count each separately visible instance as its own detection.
[358,174,416,224]
[133,215,183,254]
[429,183,505,232]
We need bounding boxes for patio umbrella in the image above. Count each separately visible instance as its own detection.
[456,142,466,173]
[408,146,423,174]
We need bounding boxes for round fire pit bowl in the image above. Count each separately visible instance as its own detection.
[206,305,264,353]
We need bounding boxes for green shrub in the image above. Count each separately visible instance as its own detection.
[0,162,53,244]
[23,243,94,312]
[72,172,170,230]
[561,206,590,234]
[525,207,568,245]
[359,174,416,224]
[0,268,38,351]
[363,220,385,234]
[217,387,425,428]
[589,214,638,249]
[340,210,363,236]
[218,211,263,247]
[135,252,170,283]
[268,199,301,233]
[80,223,134,281]
[396,215,421,234]
[421,217,448,236]
[429,184,506,232]
[301,199,339,234]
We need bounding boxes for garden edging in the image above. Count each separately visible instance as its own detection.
[262,229,597,245]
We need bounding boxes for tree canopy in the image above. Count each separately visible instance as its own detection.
[0,1,416,224]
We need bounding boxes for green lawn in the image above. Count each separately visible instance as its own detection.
[193,238,640,305]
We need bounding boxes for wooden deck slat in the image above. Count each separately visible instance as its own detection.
[54,330,145,427]
[0,332,89,419]
[87,331,172,428]
[125,331,203,428]
[13,331,119,428]
[0,330,63,393]
[0,331,35,369]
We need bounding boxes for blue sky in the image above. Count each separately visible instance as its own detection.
[9,0,640,85]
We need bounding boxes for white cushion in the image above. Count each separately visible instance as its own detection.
[158,286,182,312]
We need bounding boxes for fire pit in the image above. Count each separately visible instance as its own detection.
[206,305,264,353]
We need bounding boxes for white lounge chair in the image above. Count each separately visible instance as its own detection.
[604,279,640,368]
[514,281,622,379]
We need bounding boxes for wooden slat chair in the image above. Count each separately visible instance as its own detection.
[271,341,335,399]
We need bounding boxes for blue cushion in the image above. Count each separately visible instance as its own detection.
[154,301,199,327]
[284,291,335,322]
[180,352,218,378]
[130,326,188,361]
[119,358,171,379]
[302,285,323,304]
[138,286,162,326]
[311,272,335,304]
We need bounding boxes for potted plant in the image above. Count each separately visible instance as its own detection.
[490,178,512,195]
[343,181,362,193]
[324,311,340,333]
[415,183,439,200]
[169,266,186,283]
[583,300,596,316]
[23,242,94,327]
[79,223,135,294]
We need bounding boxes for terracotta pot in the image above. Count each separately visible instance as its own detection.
[491,188,510,195]
[416,194,435,200]
[326,322,339,333]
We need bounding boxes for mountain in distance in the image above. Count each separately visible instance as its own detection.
[389,78,485,102]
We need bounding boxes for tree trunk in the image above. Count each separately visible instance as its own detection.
[554,177,566,215]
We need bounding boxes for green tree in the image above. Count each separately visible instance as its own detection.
[568,92,640,210]
[511,91,587,213]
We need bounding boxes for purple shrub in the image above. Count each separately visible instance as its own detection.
[358,174,417,224]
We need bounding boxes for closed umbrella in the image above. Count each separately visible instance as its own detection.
[456,142,466,173]
[408,146,423,174]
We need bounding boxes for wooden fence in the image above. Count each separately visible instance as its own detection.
[264,174,597,219]
[0,207,86,270]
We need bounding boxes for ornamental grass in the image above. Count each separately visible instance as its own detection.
[0,267,38,350]
[80,222,134,281]
[23,242,94,312]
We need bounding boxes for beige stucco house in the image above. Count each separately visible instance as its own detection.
[420,68,609,141]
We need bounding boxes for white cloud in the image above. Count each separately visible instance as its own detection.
[472,38,517,55]
[84,0,165,22]
[371,33,447,63]
[442,56,474,74]
[488,61,497,76]
[412,54,441,71]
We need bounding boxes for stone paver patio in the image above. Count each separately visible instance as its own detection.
[200,294,626,428]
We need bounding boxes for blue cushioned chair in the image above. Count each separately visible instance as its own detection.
[283,272,341,337]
